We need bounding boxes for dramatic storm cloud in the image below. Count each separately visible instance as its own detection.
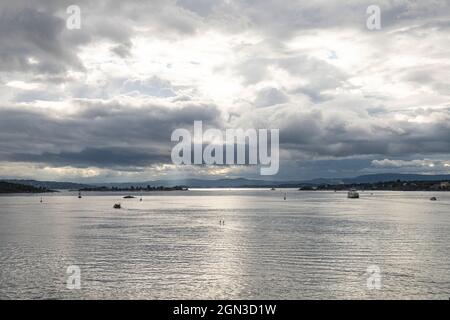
[0,0,449,182]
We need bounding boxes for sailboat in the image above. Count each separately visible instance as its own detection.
[78,191,82,199]
[283,193,287,200]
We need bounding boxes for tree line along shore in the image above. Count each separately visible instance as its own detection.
[78,185,188,192]
[301,180,450,192]
[0,181,54,193]
[0,181,187,193]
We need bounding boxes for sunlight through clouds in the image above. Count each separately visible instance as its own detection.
[0,0,449,181]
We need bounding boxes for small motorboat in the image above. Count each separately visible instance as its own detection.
[348,189,360,199]
[123,195,135,199]
[271,187,276,191]
[430,197,437,201]
[113,203,121,209]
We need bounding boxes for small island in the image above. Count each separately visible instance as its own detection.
[0,181,54,193]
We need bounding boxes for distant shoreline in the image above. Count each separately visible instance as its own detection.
[77,179,450,192]
[1,178,449,194]
[0,181,55,194]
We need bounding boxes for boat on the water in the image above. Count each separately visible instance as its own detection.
[430,197,437,201]
[123,195,135,199]
[78,191,82,199]
[113,203,121,209]
[347,189,360,199]
[271,188,276,191]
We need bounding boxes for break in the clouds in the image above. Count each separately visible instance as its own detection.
[0,0,449,182]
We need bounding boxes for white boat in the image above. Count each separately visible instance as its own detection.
[347,189,360,199]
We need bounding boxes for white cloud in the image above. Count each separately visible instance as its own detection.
[6,81,41,90]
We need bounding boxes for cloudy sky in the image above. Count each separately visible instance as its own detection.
[0,0,449,182]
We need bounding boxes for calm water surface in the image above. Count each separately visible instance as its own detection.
[0,190,449,299]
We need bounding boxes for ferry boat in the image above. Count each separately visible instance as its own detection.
[347,189,360,199]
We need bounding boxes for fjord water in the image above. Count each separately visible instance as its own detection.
[0,190,449,299]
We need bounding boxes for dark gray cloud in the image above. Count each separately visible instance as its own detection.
[0,100,221,169]
[254,87,289,108]
[7,147,169,169]
[239,105,450,159]
[0,6,82,74]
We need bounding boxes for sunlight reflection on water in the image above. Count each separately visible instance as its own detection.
[0,190,449,299]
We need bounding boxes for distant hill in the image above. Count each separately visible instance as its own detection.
[0,181,53,193]
[341,173,450,184]
[98,174,450,188]
[2,173,450,190]
[1,180,91,190]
